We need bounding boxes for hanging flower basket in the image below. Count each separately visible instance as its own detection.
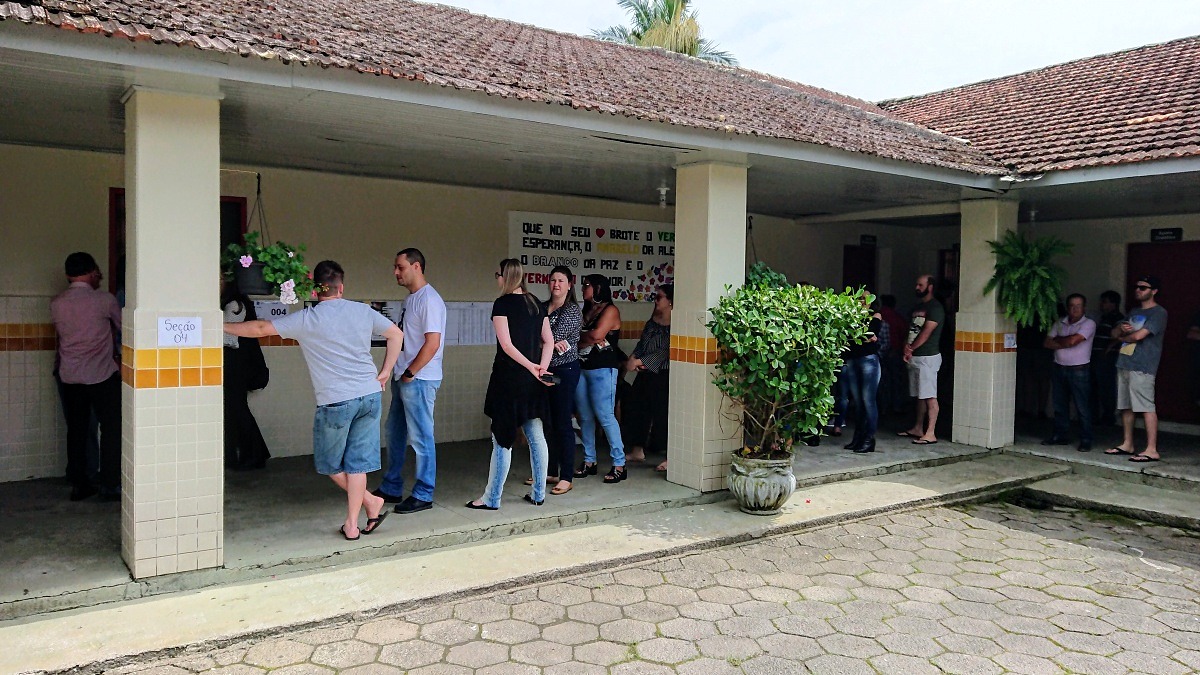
[233,261,273,297]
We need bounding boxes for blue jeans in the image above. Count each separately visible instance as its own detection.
[312,392,382,475]
[575,367,625,466]
[380,377,441,501]
[481,418,549,507]
[843,354,881,440]
[1052,364,1092,443]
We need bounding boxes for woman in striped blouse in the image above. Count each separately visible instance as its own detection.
[622,284,672,473]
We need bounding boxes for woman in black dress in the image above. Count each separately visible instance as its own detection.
[221,275,270,470]
[622,284,672,472]
[468,259,556,509]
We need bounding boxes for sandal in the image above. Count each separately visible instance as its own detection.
[574,462,597,478]
[362,511,388,535]
[603,466,627,484]
[551,482,573,495]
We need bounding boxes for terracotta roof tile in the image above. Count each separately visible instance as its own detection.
[0,0,1007,175]
[881,35,1200,174]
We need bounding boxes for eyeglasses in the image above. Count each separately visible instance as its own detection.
[1135,285,1152,291]
[495,272,502,278]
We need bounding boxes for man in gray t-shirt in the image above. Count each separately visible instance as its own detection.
[226,260,403,540]
[1106,274,1168,462]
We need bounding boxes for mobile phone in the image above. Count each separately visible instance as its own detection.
[540,373,561,385]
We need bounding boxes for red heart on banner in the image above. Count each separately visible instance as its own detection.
[595,228,606,238]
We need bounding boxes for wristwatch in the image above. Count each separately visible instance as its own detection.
[403,369,415,379]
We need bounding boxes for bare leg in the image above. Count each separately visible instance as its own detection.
[1119,409,1135,452]
[1141,412,1159,458]
[329,472,376,537]
[921,398,939,441]
[906,400,927,436]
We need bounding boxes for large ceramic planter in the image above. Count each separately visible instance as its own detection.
[729,455,797,515]
[234,262,274,297]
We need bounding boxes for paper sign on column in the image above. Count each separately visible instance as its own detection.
[159,317,202,347]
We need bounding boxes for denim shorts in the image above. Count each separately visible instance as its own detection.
[312,392,383,475]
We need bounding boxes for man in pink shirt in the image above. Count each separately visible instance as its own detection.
[51,252,123,501]
[1042,293,1096,451]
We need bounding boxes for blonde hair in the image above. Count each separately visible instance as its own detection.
[498,258,528,296]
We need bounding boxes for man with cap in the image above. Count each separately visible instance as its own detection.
[1106,274,1167,462]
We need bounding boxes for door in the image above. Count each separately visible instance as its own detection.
[1126,241,1200,423]
[842,245,876,293]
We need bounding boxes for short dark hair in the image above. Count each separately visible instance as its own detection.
[1100,290,1121,306]
[656,283,674,303]
[396,248,426,272]
[1066,293,1086,305]
[313,260,344,295]
[64,252,98,277]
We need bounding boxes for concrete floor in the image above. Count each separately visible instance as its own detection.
[3,411,1197,621]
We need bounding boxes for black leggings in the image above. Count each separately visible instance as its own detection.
[622,369,670,455]
[547,360,582,482]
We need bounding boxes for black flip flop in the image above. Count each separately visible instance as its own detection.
[897,431,917,438]
[362,510,388,535]
[1129,454,1161,463]
[1104,447,1134,455]
[465,500,499,511]
[912,439,938,445]
[339,525,360,541]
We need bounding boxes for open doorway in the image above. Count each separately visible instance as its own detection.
[1126,241,1200,423]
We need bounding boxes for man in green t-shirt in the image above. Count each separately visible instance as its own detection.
[900,274,945,445]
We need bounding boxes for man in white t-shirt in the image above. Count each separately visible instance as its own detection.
[225,260,403,540]
[374,248,448,514]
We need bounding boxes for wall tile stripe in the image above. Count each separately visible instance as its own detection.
[954,331,1017,353]
[0,323,56,350]
[120,346,223,388]
[669,334,717,365]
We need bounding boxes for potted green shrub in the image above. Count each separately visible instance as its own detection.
[222,232,315,304]
[983,230,1072,332]
[707,263,873,514]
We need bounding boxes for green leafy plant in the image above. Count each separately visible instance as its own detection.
[222,231,315,304]
[982,231,1072,332]
[706,263,873,459]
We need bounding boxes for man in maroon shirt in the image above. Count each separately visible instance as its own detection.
[51,252,123,501]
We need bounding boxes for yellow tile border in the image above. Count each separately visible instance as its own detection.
[955,330,1016,353]
[0,323,56,351]
[121,347,223,389]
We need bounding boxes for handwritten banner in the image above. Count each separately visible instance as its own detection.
[158,317,202,347]
[508,211,675,302]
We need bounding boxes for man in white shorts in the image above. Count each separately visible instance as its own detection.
[1106,274,1167,462]
[901,274,944,445]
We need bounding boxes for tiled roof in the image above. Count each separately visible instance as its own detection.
[0,0,1007,176]
[881,36,1200,174]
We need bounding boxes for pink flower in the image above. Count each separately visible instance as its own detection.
[239,255,253,268]
[288,251,295,258]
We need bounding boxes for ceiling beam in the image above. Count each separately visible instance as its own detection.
[793,202,961,225]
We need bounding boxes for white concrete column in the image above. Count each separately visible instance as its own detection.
[952,199,1019,448]
[120,86,224,579]
[667,158,748,491]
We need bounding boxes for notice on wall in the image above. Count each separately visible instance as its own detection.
[364,299,495,347]
[159,317,202,347]
[509,211,675,302]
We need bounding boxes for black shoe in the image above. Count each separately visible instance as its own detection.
[395,496,433,514]
[69,485,98,502]
[853,438,876,454]
[523,494,544,506]
[1040,437,1069,446]
[1077,442,1092,452]
[574,462,598,478]
[603,466,627,484]
[465,500,498,511]
[844,437,864,451]
[372,488,405,503]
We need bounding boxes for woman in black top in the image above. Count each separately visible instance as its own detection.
[220,275,270,470]
[468,259,555,509]
[843,298,884,454]
[539,266,582,495]
[574,274,627,483]
[622,284,672,472]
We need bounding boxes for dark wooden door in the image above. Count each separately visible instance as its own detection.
[1126,241,1200,423]
[842,245,876,294]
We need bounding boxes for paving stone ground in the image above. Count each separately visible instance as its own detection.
[107,502,1200,674]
